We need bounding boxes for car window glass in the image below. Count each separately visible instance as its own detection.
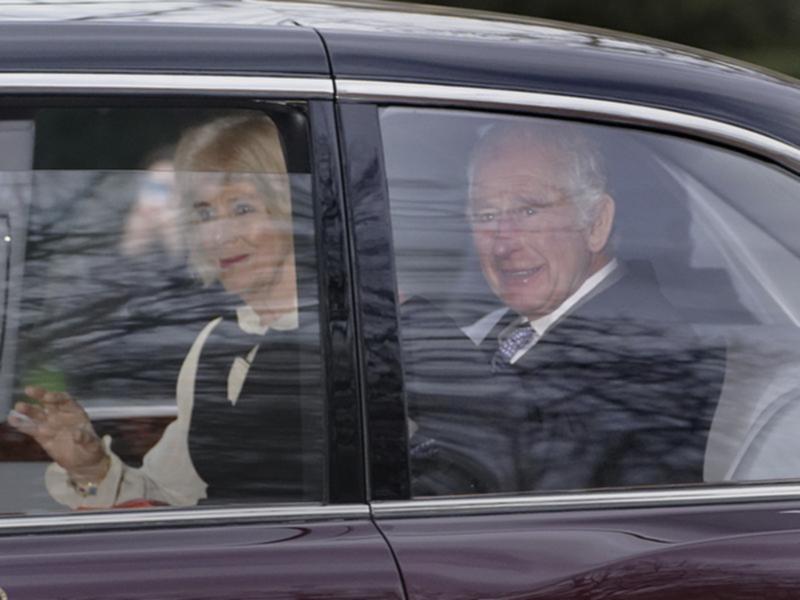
[0,106,325,513]
[380,106,800,497]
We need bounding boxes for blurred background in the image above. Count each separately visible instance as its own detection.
[405,0,800,79]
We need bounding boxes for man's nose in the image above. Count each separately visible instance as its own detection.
[491,217,519,257]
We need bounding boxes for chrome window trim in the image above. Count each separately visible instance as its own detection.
[0,503,369,533]
[336,79,800,174]
[0,73,333,96]
[86,405,177,420]
[372,484,800,518]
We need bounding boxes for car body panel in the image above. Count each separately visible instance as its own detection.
[321,30,800,148]
[1,1,798,148]
[376,501,800,599]
[0,1,799,599]
[0,518,404,600]
[0,22,330,76]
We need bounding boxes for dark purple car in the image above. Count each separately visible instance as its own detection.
[0,1,800,599]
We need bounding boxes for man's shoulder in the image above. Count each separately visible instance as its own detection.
[541,260,725,368]
[576,260,683,323]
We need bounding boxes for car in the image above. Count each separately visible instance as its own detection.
[0,1,800,598]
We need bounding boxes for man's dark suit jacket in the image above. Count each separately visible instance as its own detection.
[403,262,726,496]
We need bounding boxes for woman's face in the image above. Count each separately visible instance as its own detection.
[192,178,292,302]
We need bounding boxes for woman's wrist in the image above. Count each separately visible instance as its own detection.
[67,454,111,487]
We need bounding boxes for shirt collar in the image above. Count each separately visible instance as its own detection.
[236,304,299,336]
[527,258,619,337]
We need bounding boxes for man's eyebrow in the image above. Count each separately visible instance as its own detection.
[466,200,494,213]
[192,200,210,208]
[512,195,557,206]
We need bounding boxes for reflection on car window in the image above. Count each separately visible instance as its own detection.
[0,107,325,513]
[380,107,800,497]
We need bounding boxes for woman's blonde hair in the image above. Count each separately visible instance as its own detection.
[174,112,292,284]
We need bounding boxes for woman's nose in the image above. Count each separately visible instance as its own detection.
[208,216,237,246]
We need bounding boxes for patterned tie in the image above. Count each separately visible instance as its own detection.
[492,324,536,370]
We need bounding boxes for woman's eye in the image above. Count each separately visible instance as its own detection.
[233,200,256,216]
[473,211,495,223]
[194,206,214,222]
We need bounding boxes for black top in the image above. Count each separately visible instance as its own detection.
[188,303,323,503]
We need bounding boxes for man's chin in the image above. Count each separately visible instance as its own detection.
[500,291,554,320]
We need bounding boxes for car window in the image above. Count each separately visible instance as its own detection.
[0,105,325,512]
[379,106,800,497]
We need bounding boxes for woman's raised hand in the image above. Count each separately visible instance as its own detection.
[8,386,110,483]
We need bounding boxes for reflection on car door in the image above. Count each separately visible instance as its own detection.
[0,513,404,599]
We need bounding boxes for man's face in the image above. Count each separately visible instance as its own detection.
[469,139,611,320]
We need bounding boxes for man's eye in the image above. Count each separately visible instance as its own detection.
[473,212,496,223]
[510,206,537,218]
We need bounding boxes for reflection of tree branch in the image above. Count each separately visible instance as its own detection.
[504,556,800,599]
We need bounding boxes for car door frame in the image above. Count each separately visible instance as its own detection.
[0,67,407,600]
[338,79,800,598]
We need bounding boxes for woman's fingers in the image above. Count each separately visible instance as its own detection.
[8,408,38,434]
[12,387,89,444]
[9,401,48,436]
[25,386,76,411]
[13,400,43,420]
[23,385,48,402]
[10,387,107,474]
[40,390,77,412]
[25,387,87,423]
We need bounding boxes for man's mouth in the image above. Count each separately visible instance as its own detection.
[499,265,543,283]
[219,254,249,269]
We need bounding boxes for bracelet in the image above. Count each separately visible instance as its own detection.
[67,455,110,497]
[69,478,99,498]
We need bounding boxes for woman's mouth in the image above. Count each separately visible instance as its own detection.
[219,254,249,269]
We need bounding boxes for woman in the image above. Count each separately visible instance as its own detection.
[9,112,321,508]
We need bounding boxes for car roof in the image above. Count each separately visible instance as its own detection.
[0,0,799,149]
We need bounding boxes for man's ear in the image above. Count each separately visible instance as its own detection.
[587,194,615,253]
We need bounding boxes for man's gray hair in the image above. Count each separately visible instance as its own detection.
[468,120,607,225]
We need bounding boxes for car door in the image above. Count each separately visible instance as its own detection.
[339,86,800,598]
[0,23,403,600]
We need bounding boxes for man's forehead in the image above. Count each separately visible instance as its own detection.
[470,145,569,197]
[470,173,563,197]
[475,132,568,166]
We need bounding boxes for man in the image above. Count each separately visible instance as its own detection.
[406,121,725,495]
